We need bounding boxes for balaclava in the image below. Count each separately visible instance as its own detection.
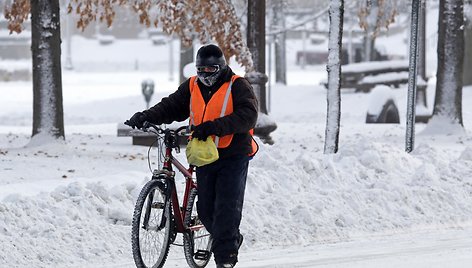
[195,44,227,87]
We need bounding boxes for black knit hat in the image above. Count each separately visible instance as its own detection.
[196,44,227,67]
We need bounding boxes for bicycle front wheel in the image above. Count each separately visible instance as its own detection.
[131,178,173,268]
[183,188,212,268]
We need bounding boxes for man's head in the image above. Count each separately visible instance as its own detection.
[196,44,227,87]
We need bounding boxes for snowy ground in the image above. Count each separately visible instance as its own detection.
[1,65,472,267]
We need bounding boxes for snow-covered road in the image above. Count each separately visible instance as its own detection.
[90,227,472,268]
[238,228,472,268]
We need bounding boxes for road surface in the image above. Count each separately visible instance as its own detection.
[91,227,472,268]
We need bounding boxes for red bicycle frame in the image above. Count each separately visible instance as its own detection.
[161,146,199,233]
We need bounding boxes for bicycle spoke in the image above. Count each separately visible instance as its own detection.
[139,191,166,265]
[132,179,172,268]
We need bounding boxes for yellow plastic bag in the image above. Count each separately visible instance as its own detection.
[186,138,219,167]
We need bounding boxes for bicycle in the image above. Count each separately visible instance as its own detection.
[125,121,212,268]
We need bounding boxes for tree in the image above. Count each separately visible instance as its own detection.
[464,0,472,86]
[358,0,397,61]
[272,0,287,85]
[431,0,464,127]
[324,0,344,154]
[247,0,268,114]
[4,0,65,141]
[246,0,277,145]
[31,0,65,140]
[67,0,253,70]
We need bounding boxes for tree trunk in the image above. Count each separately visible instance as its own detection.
[324,0,344,154]
[247,0,268,114]
[246,0,276,145]
[179,40,194,84]
[432,0,464,126]
[31,0,65,139]
[463,16,472,86]
[363,34,375,61]
[273,0,287,84]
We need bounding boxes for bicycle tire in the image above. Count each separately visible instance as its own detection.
[183,188,212,268]
[131,178,173,268]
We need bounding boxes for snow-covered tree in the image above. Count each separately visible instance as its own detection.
[324,0,344,154]
[431,0,464,127]
[4,0,65,141]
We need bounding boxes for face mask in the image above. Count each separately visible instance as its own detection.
[197,70,220,87]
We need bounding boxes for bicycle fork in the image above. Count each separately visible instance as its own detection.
[142,176,172,231]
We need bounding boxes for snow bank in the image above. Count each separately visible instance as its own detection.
[244,128,472,248]
[0,178,146,267]
[1,128,472,267]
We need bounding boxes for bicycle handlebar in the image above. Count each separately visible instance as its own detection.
[124,120,190,137]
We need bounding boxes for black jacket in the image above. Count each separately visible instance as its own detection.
[143,67,258,159]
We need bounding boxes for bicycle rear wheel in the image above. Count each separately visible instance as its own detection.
[132,178,173,268]
[183,188,212,268]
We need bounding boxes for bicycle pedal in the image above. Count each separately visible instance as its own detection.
[194,250,211,260]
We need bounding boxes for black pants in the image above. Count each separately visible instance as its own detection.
[196,154,250,265]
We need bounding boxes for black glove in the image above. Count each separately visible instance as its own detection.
[125,112,147,129]
[192,121,218,141]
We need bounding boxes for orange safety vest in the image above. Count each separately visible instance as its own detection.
[189,75,258,156]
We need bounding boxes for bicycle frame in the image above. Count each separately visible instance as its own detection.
[130,122,212,268]
[147,129,203,235]
[164,148,196,233]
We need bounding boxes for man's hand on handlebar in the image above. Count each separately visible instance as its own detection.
[125,112,148,129]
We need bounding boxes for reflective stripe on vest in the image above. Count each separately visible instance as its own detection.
[214,79,234,146]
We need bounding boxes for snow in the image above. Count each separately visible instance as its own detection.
[366,85,397,115]
[466,3,472,23]
[342,60,409,73]
[0,60,31,72]
[360,71,408,84]
[2,65,472,266]
[2,6,472,267]
[422,115,467,136]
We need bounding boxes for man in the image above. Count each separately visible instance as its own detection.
[126,44,258,268]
